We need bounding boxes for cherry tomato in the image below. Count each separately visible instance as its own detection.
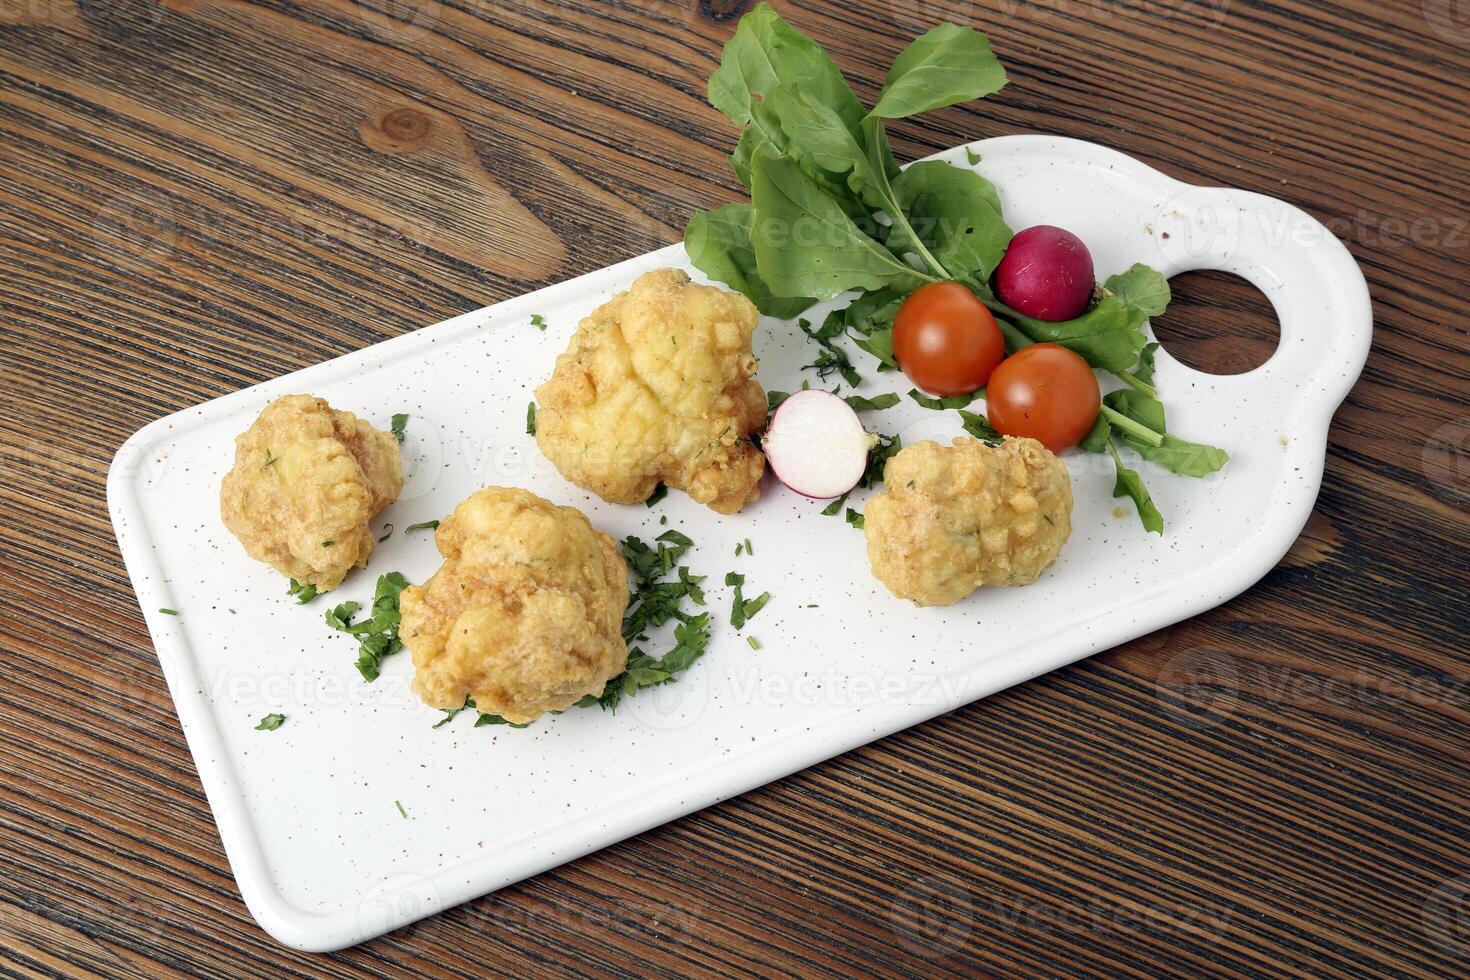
[892,282,1004,397]
[985,343,1100,452]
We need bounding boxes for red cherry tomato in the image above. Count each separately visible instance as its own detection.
[985,343,1101,452]
[892,282,1004,397]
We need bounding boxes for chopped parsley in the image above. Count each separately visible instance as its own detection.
[845,508,865,529]
[286,578,318,604]
[821,494,848,516]
[958,410,1004,447]
[799,314,861,386]
[645,483,668,508]
[909,388,980,411]
[391,413,408,443]
[321,540,335,548]
[526,401,537,435]
[325,572,409,682]
[578,530,712,713]
[725,571,770,630]
[767,390,790,412]
[743,538,753,556]
[747,635,762,650]
[966,147,982,165]
[255,713,286,731]
[263,449,278,468]
[531,313,547,331]
[158,608,178,616]
[405,520,440,532]
[395,800,409,818]
[433,694,532,730]
[862,433,902,488]
[844,393,900,412]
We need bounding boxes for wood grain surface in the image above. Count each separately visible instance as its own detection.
[2,0,1467,975]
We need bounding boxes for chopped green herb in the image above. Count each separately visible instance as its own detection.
[255,713,286,731]
[645,483,669,508]
[531,313,548,331]
[767,390,790,412]
[325,600,359,632]
[844,393,901,412]
[526,401,537,435]
[391,413,408,444]
[747,635,762,650]
[659,514,668,525]
[326,572,409,682]
[405,520,440,533]
[263,449,278,468]
[909,388,980,411]
[744,538,753,556]
[395,800,409,818]
[735,542,743,556]
[861,433,902,489]
[966,147,982,165]
[378,524,393,542]
[158,608,178,616]
[958,409,1004,447]
[321,540,335,548]
[286,578,318,604]
[799,314,861,387]
[820,493,849,516]
[726,571,770,630]
[845,508,865,529]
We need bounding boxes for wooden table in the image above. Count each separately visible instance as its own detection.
[3,0,1466,975]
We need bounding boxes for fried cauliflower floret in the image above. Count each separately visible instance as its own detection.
[534,268,767,515]
[864,437,1073,606]
[220,394,403,592]
[399,487,630,725]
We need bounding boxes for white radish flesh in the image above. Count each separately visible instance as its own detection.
[763,390,876,499]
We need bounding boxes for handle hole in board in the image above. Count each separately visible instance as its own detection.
[1151,270,1280,375]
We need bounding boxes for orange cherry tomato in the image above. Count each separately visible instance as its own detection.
[985,343,1101,452]
[892,282,1005,397]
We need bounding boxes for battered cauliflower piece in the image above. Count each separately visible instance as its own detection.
[864,437,1073,606]
[534,268,767,514]
[400,487,629,725]
[220,394,403,592]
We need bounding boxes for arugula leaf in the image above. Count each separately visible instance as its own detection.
[958,410,1004,446]
[1104,264,1171,318]
[909,388,979,410]
[892,160,1011,279]
[1080,413,1113,454]
[1103,389,1228,477]
[391,414,408,444]
[983,292,1147,373]
[286,578,318,604]
[869,22,1007,119]
[844,393,900,412]
[525,401,537,435]
[686,204,814,318]
[255,713,286,731]
[1132,342,1160,388]
[749,141,936,301]
[405,520,440,532]
[707,3,864,137]
[1107,440,1164,534]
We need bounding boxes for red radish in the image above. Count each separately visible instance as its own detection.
[994,225,1095,322]
[763,390,876,499]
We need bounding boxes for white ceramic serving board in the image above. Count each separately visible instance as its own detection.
[108,135,1370,951]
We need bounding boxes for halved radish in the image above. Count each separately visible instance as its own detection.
[763,390,877,499]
